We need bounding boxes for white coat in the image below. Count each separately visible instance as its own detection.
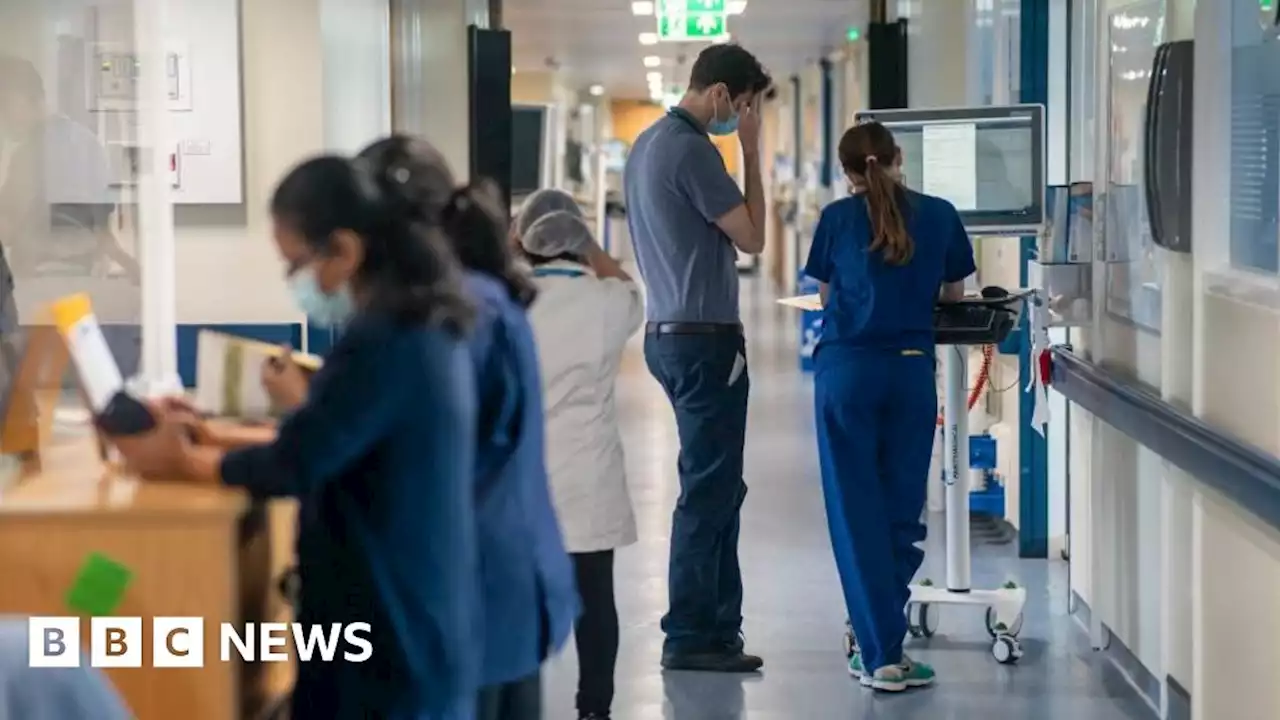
[528,260,643,554]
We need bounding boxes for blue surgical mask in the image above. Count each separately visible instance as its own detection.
[707,91,739,136]
[289,266,354,328]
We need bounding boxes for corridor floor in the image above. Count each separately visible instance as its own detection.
[540,276,1153,719]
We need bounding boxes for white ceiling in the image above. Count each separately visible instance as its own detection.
[504,0,868,100]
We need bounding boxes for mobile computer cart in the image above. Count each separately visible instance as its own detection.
[842,289,1034,665]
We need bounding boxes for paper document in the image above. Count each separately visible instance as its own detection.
[50,294,124,413]
[195,330,321,419]
[921,123,978,210]
[776,294,823,312]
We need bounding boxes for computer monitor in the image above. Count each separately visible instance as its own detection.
[512,103,555,196]
[853,105,1046,234]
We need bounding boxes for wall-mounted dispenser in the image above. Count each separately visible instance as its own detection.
[1144,39,1194,253]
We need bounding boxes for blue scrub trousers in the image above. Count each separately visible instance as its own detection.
[813,346,937,673]
[644,330,749,656]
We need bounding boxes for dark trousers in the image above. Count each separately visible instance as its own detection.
[643,330,749,656]
[476,671,541,720]
[572,550,618,716]
[814,347,935,672]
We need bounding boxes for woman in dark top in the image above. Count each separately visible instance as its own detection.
[119,154,482,719]
[357,136,579,720]
[805,122,976,692]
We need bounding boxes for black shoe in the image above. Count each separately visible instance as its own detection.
[579,714,611,720]
[661,650,764,673]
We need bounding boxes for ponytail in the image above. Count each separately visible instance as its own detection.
[441,180,539,308]
[862,159,913,266]
[838,121,913,266]
[356,136,538,308]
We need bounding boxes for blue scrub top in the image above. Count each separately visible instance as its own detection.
[464,271,579,686]
[804,189,977,352]
[220,312,480,718]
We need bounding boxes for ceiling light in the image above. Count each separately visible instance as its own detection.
[639,32,658,45]
[646,71,662,82]
[712,34,732,44]
[643,55,661,68]
[727,0,747,13]
[632,1,654,15]
[588,84,605,96]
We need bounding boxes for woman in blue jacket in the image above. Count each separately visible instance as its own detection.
[357,136,579,720]
[119,154,481,719]
[805,122,976,692]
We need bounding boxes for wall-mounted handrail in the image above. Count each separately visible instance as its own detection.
[1050,347,1280,532]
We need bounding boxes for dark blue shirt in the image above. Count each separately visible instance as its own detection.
[804,190,977,352]
[463,272,579,686]
[220,312,479,718]
[625,109,745,323]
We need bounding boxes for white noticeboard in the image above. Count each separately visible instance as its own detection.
[83,0,244,204]
[921,123,978,211]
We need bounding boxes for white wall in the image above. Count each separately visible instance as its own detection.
[1189,0,1280,716]
[320,0,392,154]
[172,0,324,325]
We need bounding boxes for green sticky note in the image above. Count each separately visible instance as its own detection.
[66,553,133,617]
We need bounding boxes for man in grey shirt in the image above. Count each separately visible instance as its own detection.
[624,44,770,673]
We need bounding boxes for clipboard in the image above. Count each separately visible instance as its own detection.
[776,294,823,312]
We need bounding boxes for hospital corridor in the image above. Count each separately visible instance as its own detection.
[0,0,1279,718]
[539,276,1153,719]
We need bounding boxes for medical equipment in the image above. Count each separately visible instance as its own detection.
[841,288,1034,665]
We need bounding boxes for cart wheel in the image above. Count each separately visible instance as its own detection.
[992,634,1022,664]
[907,603,939,638]
[985,607,1023,638]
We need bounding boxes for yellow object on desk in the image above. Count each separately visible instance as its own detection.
[777,293,823,311]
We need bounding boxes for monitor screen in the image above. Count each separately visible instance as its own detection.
[855,105,1044,232]
[511,106,545,195]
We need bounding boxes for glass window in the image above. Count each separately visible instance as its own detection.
[1101,1,1166,333]
[1228,2,1280,273]
[1070,0,1099,183]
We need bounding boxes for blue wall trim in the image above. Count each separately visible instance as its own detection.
[176,323,302,388]
[1018,0,1051,558]
[97,323,304,389]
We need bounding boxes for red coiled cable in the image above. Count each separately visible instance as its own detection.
[936,344,995,426]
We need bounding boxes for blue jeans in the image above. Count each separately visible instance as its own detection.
[644,331,750,656]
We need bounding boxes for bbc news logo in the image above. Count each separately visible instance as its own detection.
[28,617,373,668]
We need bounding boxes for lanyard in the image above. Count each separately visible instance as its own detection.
[532,267,587,278]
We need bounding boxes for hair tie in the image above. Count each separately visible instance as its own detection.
[447,186,471,214]
[865,155,878,166]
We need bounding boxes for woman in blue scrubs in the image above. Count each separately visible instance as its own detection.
[119,155,481,719]
[805,122,976,692]
[357,136,579,720]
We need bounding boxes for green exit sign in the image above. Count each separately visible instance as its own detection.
[659,0,726,12]
[1264,0,1275,9]
[656,0,729,42]
[658,13,727,41]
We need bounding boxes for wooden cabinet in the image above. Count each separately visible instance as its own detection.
[0,436,296,719]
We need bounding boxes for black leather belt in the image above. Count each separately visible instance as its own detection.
[645,322,743,336]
